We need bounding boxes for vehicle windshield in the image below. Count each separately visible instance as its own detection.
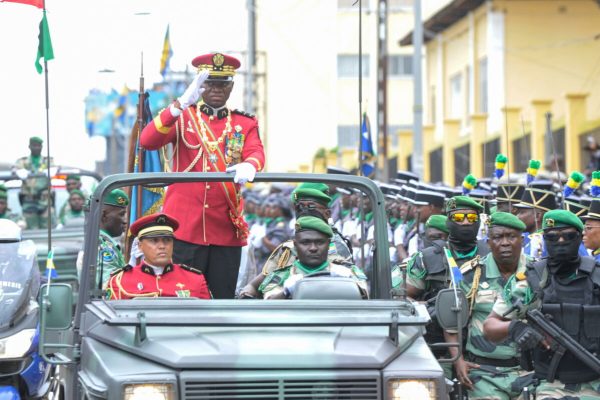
[0,240,39,328]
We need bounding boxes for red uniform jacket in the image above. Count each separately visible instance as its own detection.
[140,104,265,246]
[106,262,211,300]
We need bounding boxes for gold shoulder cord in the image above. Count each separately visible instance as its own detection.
[114,272,159,299]
[464,256,482,316]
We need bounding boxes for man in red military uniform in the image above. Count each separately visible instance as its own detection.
[106,213,211,300]
[140,52,265,298]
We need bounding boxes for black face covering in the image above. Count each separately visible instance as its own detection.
[546,233,582,275]
[447,219,480,249]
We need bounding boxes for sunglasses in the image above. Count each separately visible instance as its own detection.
[543,231,580,242]
[449,213,479,223]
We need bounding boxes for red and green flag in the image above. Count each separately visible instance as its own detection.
[0,0,43,8]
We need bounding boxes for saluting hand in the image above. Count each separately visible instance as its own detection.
[177,70,210,109]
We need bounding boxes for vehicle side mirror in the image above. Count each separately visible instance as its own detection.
[435,288,469,330]
[39,283,72,330]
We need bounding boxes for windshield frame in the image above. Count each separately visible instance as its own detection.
[77,173,391,329]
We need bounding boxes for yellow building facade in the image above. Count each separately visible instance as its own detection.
[399,0,600,185]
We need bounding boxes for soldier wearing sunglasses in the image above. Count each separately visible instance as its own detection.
[402,196,490,360]
[582,199,600,262]
[484,210,600,399]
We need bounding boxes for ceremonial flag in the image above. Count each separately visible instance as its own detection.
[35,9,54,74]
[360,112,376,177]
[444,247,462,285]
[46,249,58,279]
[129,93,165,225]
[159,25,173,78]
[0,0,43,8]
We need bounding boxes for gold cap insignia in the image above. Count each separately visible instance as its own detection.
[117,196,126,205]
[157,216,166,224]
[212,53,225,71]
[447,198,456,210]
[546,218,555,227]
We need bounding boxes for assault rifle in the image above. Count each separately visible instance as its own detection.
[525,308,600,382]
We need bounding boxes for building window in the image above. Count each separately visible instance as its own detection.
[449,72,463,119]
[388,55,413,77]
[478,57,488,114]
[337,55,370,78]
[337,125,360,149]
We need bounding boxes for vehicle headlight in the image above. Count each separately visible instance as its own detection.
[387,379,436,400]
[123,383,174,400]
[0,328,36,359]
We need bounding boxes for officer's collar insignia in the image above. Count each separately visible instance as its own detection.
[199,103,229,119]
[546,218,555,227]
[117,196,126,205]
[142,265,153,275]
[157,216,166,224]
[164,264,173,274]
[212,53,225,70]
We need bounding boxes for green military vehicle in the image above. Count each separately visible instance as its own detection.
[39,172,456,399]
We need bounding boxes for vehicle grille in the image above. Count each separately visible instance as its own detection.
[181,371,380,400]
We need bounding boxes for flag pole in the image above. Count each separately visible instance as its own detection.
[42,0,52,261]
[357,0,363,177]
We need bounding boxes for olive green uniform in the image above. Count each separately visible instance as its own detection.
[14,155,55,229]
[259,259,368,299]
[459,253,533,399]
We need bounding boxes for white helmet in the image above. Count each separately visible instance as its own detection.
[0,219,21,242]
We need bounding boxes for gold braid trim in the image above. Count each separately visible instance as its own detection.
[153,115,171,134]
[112,271,160,299]
[246,157,263,171]
[465,265,482,317]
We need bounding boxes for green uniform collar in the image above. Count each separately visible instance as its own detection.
[294,259,329,275]
[452,245,478,260]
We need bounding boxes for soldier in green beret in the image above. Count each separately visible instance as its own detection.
[446,212,534,399]
[239,182,353,298]
[399,195,490,364]
[97,189,130,286]
[259,216,367,299]
[483,210,600,399]
[13,136,56,230]
[59,174,87,222]
[58,189,86,227]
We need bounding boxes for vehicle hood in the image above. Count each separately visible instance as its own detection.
[82,299,429,369]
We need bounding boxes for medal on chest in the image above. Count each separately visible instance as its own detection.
[197,108,232,165]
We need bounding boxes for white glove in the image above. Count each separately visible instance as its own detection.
[283,274,304,298]
[177,70,209,109]
[226,162,256,184]
[128,237,144,265]
[15,168,29,180]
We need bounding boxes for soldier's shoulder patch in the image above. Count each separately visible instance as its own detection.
[180,264,204,275]
[232,109,256,119]
[110,264,132,276]
[101,248,116,262]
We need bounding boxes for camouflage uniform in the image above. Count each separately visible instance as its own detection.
[259,259,368,299]
[493,261,600,400]
[459,253,534,399]
[14,155,55,229]
[98,229,126,286]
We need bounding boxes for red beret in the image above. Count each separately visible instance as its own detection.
[130,213,179,239]
[191,53,240,80]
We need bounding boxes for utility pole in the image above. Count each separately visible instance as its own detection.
[377,0,389,182]
[412,0,424,178]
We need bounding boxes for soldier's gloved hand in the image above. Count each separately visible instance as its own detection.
[177,70,209,109]
[508,320,544,350]
[128,237,144,265]
[226,162,256,184]
[15,168,29,180]
[282,274,304,298]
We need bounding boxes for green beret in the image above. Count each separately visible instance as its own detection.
[291,182,331,205]
[66,174,81,181]
[543,209,583,232]
[29,136,43,144]
[70,189,85,199]
[426,215,449,234]
[445,195,484,214]
[489,211,526,232]
[0,191,6,200]
[295,216,333,238]
[104,189,129,208]
[0,184,6,193]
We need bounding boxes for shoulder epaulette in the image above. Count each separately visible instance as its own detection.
[180,264,204,275]
[459,255,481,274]
[110,264,132,276]
[232,109,256,118]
